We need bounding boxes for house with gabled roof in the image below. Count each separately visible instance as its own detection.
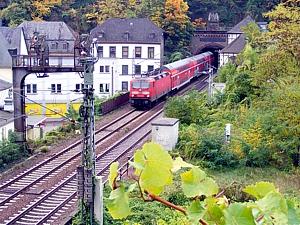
[219,16,255,67]
[90,18,164,96]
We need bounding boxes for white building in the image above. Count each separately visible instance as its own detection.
[90,18,164,97]
[0,19,164,119]
[16,21,84,117]
[219,16,254,67]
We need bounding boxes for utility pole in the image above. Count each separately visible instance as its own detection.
[77,35,97,225]
[208,67,213,101]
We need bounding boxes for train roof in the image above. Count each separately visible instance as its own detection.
[162,52,213,71]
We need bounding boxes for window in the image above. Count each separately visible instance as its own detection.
[135,65,141,74]
[26,84,37,94]
[57,84,61,93]
[51,84,61,94]
[63,43,69,50]
[97,46,103,58]
[109,46,116,58]
[135,47,141,58]
[148,65,154,72]
[26,84,31,94]
[100,65,109,73]
[32,84,37,93]
[100,83,110,93]
[75,83,84,92]
[122,81,128,91]
[100,66,104,73]
[122,65,128,75]
[51,42,58,49]
[132,80,150,89]
[148,47,154,59]
[122,46,128,58]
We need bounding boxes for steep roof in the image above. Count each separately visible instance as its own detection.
[90,18,164,44]
[18,21,78,54]
[0,32,12,68]
[220,34,246,54]
[18,21,77,40]
[0,78,12,91]
[228,15,255,33]
[0,27,22,53]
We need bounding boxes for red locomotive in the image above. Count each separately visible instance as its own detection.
[129,52,214,108]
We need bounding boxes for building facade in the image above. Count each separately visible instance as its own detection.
[219,16,254,67]
[90,18,164,97]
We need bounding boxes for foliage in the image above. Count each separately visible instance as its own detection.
[106,142,300,224]
[162,0,194,59]
[0,131,26,170]
[263,0,300,61]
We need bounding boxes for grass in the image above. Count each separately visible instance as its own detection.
[208,167,300,201]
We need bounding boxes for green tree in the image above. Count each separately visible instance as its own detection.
[162,0,194,58]
[263,0,300,61]
[86,0,126,24]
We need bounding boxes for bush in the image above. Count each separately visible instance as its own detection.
[0,132,25,170]
[178,125,239,169]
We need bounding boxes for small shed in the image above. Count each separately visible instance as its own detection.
[151,118,179,151]
[26,116,47,140]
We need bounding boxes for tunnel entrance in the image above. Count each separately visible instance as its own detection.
[197,45,222,69]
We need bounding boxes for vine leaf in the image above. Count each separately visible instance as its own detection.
[243,181,277,199]
[224,203,256,225]
[132,142,173,195]
[172,156,193,173]
[187,200,205,225]
[181,167,218,198]
[287,200,300,225]
[106,184,131,219]
[108,162,119,189]
[205,197,225,225]
[256,192,287,214]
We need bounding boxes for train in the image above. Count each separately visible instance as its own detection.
[129,51,214,108]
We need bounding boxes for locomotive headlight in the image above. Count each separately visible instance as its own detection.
[146,95,150,97]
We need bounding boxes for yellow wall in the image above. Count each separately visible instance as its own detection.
[26,103,43,116]
[46,103,68,118]
[25,102,82,118]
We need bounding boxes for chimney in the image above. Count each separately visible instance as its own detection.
[4,98,13,112]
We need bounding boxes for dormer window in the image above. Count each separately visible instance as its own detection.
[149,33,155,39]
[51,42,58,49]
[63,43,69,50]
[99,31,105,38]
[123,32,129,41]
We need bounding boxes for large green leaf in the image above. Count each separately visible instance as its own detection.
[224,203,256,225]
[181,167,218,198]
[287,200,300,225]
[108,162,119,189]
[172,156,193,173]
[205,197,225,225]
[243,181,277,199]
[187,200,205,225]
[256,192,287,214]
[133,142,173,195]
[106,184,131,219]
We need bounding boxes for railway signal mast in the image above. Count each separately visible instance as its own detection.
[77,35,98,225]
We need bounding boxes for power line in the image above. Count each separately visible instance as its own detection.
[12,91,80,124]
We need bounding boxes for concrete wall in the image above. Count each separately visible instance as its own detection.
[0,121,14,141]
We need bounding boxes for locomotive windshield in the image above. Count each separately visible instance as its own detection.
[132,80,150,89]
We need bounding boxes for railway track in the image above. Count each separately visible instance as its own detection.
[0,109,147,222]
[4,108,163,225]
[0,74,209,225]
